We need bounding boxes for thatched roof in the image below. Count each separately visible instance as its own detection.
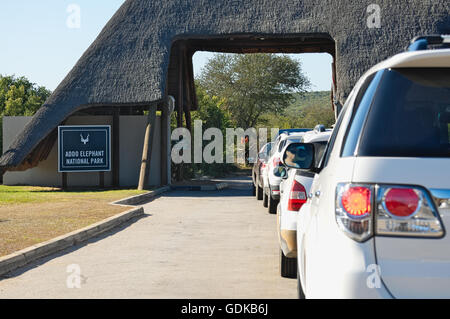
[1,0,449,171]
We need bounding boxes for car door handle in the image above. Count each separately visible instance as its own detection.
[315,191,321,198]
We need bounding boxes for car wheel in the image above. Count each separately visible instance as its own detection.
[268,194,278,214]
[280,249,297,278]
[256,184,263,200]
[263,189,268,207]
[297,265,306,299]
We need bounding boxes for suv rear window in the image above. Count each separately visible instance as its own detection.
[313,142,328,167]
[358,68,450,157]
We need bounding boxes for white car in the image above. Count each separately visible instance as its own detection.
[277,128,331,278]
[264,132,306,214]
[293,35,450,299]
[252,142,274,199]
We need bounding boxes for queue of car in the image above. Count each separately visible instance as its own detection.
[251,35,450,299]
[251,141,273,198]
[263,132,307,214]
[277,127,331,278]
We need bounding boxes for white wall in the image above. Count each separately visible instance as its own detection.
[3,115,161,188]
[119,116,161,187]
[3,116,61,187]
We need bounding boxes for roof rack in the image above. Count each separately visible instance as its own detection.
[313,124,326,133]
[277,128,312,136]
[408,35,450,51]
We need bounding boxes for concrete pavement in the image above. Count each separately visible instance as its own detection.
[0,176,296,298]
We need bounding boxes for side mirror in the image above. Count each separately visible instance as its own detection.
[281,143,315,170]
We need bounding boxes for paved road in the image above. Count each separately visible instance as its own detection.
[0,176,296,298]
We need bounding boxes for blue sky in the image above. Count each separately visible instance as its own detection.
[1,1,332,92]
[193,51,332,92]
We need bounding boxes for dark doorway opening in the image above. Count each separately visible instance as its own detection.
[167,34,336,131]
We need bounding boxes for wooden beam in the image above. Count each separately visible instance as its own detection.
[99,171,105,188]
[184,54,192,132]
[184,108,192,132]
[160,102,170,186]
[112,108,120,187]
[177,44,185,129]
[176,44,185,181]
[138,105,157,190]
[187,50,198,112]
[62,172,67,190]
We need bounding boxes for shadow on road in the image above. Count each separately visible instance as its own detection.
[162,188,252,198]
[0,213,151,281]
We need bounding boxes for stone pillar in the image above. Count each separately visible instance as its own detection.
[161,96,175,186]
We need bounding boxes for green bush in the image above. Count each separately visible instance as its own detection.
[0,116,3,156]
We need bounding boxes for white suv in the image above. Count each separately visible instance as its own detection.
[277,128,331,278]
[291,36,450,298]
[263,132,306,214]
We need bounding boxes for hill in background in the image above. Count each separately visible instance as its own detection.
[259,91,335,129]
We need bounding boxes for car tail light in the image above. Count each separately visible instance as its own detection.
[288,180,307,211]
[335,183,444,242]
[341,186,371,218]
[376,186,443,237]
[384,188,419,218]
[336,184,373,242]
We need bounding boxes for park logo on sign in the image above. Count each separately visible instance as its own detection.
[58,125,111,172]
[80,134,89,145]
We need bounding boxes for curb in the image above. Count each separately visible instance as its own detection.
[111,186,171,206]
[170,182,229,191]
[0,186,171,278]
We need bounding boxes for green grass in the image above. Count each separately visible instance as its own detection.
[0,186,150,256]
[0,185,147,205]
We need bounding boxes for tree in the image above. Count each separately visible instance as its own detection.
[0,75,51,155]
[192,82,231,130]
[198,54,310,128]
[0,75,51,116]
